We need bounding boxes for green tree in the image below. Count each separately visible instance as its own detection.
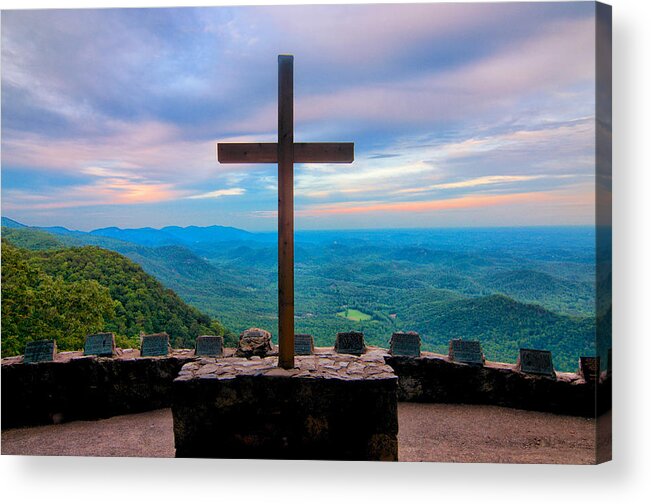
[1,240,229,357]
[1,242,114,356]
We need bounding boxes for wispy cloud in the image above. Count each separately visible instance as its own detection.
[231,16,595,135]
[397,175,549,194]
[3,180,185,211]
[295,186,595,222]
[297,192,554,217]
[187,187,246,199]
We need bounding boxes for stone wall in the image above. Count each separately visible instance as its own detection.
[385,352,611,417]
[172,350,398,461]
[2,346,610,430]
[1,349,195,428]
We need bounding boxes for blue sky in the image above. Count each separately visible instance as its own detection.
[1,3,599,231]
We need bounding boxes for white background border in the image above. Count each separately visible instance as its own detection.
[1,0,649,501]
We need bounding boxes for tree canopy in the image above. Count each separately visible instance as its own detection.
[1,240,234,357]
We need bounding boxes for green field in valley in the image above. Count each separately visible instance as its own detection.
[336,309,373,321]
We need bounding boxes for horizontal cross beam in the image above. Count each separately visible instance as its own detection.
[217,142,354,164]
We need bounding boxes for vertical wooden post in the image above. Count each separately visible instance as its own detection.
[277,55,295,369]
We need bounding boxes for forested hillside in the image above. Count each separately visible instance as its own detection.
[398,294,595,371]
[1,226,75,251]
[1,239,233,357]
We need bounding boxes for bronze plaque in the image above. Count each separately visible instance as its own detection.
[579,356,600,382]
[24,340,56,364]
[449,339,484,365]
[518,348,555,377]
[141,333,169,357]
[84,332,116,357]
[389,332,421,357]
[195,335,224,357]
[334,331,366,355]
[294,334,314,355]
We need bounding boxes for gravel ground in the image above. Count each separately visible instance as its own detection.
[1,404,601,463]
[1,408,175,458]
[398,403,599,464]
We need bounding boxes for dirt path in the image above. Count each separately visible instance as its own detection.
[1,404,599,463]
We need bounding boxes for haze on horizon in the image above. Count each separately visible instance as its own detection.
[1,3,598,231]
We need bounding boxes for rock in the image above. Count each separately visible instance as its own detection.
[235,328,273,358]
[263,367,301,377]
[196,364,219,376]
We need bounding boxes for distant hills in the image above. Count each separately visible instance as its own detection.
[2,216,265,248]
[1,217,27,229]
[24,220,261,248]
[1,217,604,371]
[88,224,256,248]
[1,226,72,250]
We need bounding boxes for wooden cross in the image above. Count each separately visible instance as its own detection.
[217,55,354,369]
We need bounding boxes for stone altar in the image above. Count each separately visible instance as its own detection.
[172,348,398,460]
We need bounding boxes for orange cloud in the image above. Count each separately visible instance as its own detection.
[93,180,182,205]
[3,180,186,211]
[297,192,556,217]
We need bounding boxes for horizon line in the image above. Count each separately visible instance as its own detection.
[2,215,598,235]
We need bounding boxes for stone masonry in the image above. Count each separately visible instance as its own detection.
[1,346,609,431]
[385,352,611,417]
[172,348,398,461]
[1,348,197,428]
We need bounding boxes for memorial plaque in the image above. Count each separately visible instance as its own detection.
[517,348,555,377]
[294,333,314,355]
[389,331,421,357]
[448,339,484,365]
[24,340,56,364]
[579,356,600,383]
[140,332,170,357]
[84,332,116,357]
[334,331,366,355]
[195,335,224,357]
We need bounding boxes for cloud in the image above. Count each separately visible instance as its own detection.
[237,2,591,81]
[228,15,596,137]
[2,156,189,211]
[187,187,246,199]
[295,186,597,220]
[296,160,435,199]
[290,117,594,205]
[297,192,555,217]
[1,4,598,229]
[397,175,548,194]
[2,180,185,211]
[1,120,219,184]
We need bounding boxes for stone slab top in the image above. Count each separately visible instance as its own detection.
[1,345,581,382]
[175,347,397,382]
[0,347,213,366]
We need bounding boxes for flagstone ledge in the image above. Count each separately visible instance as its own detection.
[175,347,397,382]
